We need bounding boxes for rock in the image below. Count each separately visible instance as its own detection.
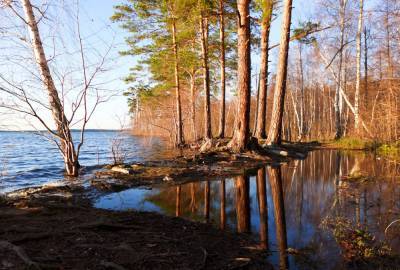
[111,166,134,175]
[163,175,173,182]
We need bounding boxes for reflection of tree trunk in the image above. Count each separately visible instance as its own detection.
[256,168,268,249]
[350,156,361,176]
[204,181,210,221]
[235,175,250,233]
[268,166,288,270]
[176,185,181,217]
[220,180,226,230]
[190,183,196,213]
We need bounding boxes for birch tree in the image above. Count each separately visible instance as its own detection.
[0,0,112,176]
[354,0,363,131]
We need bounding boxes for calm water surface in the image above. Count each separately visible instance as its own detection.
[0,131,168,193]
[95,150,400,270]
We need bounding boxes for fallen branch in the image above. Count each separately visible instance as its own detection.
[385,219,400,235]
[0,240,40,269]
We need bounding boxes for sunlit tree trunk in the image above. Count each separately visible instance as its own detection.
[266,0,293,145]
[363,26,368,107]
[21,0,79,176]
[354,0,363,131]
[228,0,251,151]
[255,1,274,139]
[200,15,212,140]
[171,19,184,146]
[190,70,197,140]
[334,0,347,139]
[298,43,305,140]
[217,0,226,138]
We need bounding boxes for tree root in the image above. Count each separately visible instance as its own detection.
[73,221,141,231]
[100,261,128,270]
[0,240,40,269]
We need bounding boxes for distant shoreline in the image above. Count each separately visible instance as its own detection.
[0,129,128,133]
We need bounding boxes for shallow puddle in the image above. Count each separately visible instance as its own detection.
[95,150,400,269]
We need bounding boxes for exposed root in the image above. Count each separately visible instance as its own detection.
[100,261,128,270]
[0,240,40,269]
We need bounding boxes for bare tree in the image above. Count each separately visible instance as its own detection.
[354,0,363,131]
[0,0,114,176]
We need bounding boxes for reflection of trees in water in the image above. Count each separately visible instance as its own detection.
[235,175,250,233]
[256,167,268,249]
[268,166,289,270]
[145,150,400,266]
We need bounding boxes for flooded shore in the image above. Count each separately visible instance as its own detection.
[95,150,400,269]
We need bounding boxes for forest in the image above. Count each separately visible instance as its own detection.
[0,0,399,269]
[117,0,400,149]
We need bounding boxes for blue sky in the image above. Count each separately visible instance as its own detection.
[1,0,315,130]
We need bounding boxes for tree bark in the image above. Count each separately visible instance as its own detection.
[217,0,226,138]
[266,0,293,145]
[171,19,184,146]
[354,0,363,131]
[228,0,251,152]
[363,26,368,107]
[255,1,274,139]
[21,0,79,176]
[334,0,347,139]
[200,15,212,140]
[190,71,197,140]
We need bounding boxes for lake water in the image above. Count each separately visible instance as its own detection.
[1,131,399,269]
[95,150,400,270]
[0,131,168,193]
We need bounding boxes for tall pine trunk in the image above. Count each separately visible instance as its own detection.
[228,0,251,152]
[217,0,226,138]
[255,1,274,139]
[21,0,79,176]
[266,0,293,145]
[171,19,184,145]
[200,15,212,140]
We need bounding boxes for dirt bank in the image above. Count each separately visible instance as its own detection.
[0,194,272,270]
